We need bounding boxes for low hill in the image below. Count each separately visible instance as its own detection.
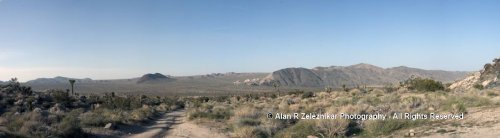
[137,73,173,84]
[259,63,469,87]
[26,76,94,85]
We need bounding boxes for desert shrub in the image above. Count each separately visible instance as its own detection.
[188,106,231,120]
[270,93,277,99]
[301,92,314,99]
[342,84,350,92]
[334,98,353,106]
[234,126,268,138]
[274,120,319,138]
[384,84,397,93]
[50,89,74,106]
[238,118,261,126]
[363,119,425,136]
[358,96,382,106]
[5,110,86,138]
[402,96,423,109]
[80,112,105,127]
[5,115,26,132]
[212,96,229,102]
[315,118,349,137]
[441,95,490,113]
[234,106,260,119]
[325,86,333,93]
[453,102,467,113]
[473,84,485,90]
[487,91,499,97]
[130,108,154,122]
[288,89,305,95]
[56,114,85,138]
[381,94,400,104]
[19,120,47,137]
[402,77,445,92]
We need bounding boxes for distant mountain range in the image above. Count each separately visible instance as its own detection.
[19,63,471,94]
[26,76,94,85]
[257,63,469,87]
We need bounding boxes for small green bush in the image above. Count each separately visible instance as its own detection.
[363,119,425,136]
[442,95,490,113]
[274,120,319,138]
[487,91,499,97]
[188,107,231,120]
[301,92,314,99]
[80,112,105,127]
[473,84,484,90]
[238,118,261,126]
[57,114,86,138]
[288,89,305,95]
[384,84,397,93]
[402,77,445,92]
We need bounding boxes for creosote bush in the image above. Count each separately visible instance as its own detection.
[401,77,445,92]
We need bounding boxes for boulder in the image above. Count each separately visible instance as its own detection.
[104,123,115,129]
[33,108,42,113]
[49,103,66,114]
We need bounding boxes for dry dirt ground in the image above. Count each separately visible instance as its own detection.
[123,109,228,138]
[391,106,500,138]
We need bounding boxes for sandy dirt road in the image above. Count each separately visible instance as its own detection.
[124,109,227,138]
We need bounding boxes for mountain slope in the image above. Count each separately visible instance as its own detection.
[260,68,324,87]
[259,63,468,87]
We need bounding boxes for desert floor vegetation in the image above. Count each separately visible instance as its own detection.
[186,84,499,138]
[1,77,498,138]
[0,79,186,138]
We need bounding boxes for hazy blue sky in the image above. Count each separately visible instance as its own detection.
[1,0,499,81]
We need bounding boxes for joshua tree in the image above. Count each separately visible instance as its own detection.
[273,82,280,96]
[69,79,76,96]
[342,84,347,92]
[325,86,333,93]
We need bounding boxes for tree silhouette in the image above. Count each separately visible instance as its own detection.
[273,82,280,96]
[69,79,76,96]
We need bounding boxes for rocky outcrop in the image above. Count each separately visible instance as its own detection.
[450,57,500,90]
[234,78,261,86]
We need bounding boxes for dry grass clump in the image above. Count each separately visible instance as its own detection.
[315,107,350,137]
[233,126,268,138]
[363,119,426,136]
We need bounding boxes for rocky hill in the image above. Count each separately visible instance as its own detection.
[259,68,324,87]
[258,63,469,87]
[450,57,500,90]
[136,73,173,84]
